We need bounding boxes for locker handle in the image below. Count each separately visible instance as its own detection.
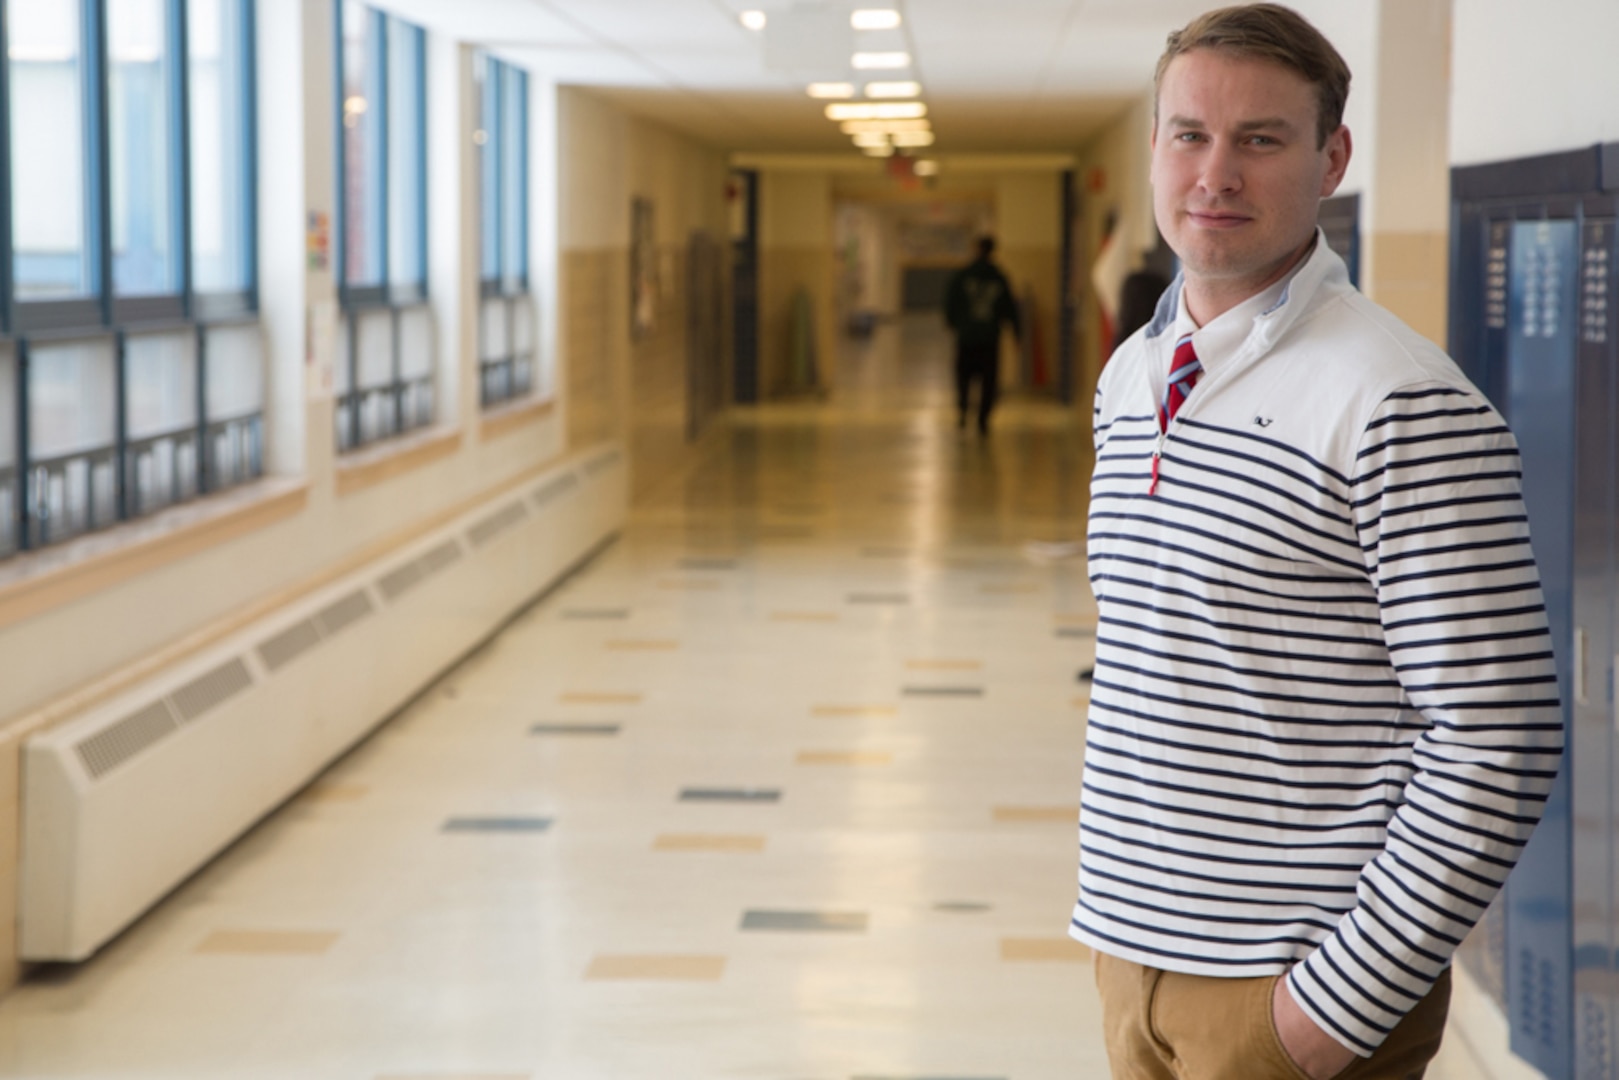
[1573,625,1587,705]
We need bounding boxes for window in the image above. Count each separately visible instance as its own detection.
[9,0,94,307]
[188,0,254,306]
[109,0,180,301]
[476,52,533,408]
[0,0,263,558]
[334,2,430,452]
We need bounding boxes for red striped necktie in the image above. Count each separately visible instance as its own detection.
[1159,333,1203,433]
[1149,333,1203,496]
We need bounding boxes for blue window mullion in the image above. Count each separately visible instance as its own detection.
[86,0,112,325]
[172,0,193,313]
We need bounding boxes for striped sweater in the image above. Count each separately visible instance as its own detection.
[1070,236,1564,1056]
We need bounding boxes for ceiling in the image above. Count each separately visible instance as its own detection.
[367,0,1353,155]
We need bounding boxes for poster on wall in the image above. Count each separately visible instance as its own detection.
[631,197,658,340]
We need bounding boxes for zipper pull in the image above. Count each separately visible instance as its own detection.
[1149,433,1165,496]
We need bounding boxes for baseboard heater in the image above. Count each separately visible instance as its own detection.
[19,444,627,962]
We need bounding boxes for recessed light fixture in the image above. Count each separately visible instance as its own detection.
[851,9,902,30]
[740,10,766,30]
[840,119,931,134]
[892,130,935,147]
[807,82,856,99]
[851,132,890,148]
[862,144,896,157]
[864,81,920,99]
[914,160,940,176]
[852,51,910,70]
[825,101,927,121]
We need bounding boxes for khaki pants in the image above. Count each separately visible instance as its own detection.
[1094,952,1451,1080]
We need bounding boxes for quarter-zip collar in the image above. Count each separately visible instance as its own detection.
[1141,229,1352,496]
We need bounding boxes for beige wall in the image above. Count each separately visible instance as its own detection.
[758,170,836,398]
[557,88,731,500]
[1361,0,1452,346]
[1076,96,1157,409]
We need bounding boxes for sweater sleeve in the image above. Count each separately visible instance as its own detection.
[1286,383,1564,1056]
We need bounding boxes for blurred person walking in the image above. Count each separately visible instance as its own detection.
[944,236,1020,435]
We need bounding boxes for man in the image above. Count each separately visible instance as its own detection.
[1073,6,1563,1079]
[944,236,1020,434]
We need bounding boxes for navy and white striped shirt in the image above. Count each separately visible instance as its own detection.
[1071,236,1563,1056]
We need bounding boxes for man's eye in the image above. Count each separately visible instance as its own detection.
[1177,132,1204,143]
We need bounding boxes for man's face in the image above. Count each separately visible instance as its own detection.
[1151,48,1350,303]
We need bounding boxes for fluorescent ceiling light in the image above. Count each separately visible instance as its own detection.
[914,160,940,176]
[852,51,910,70]
[740,10,766,30]
[864,81,920,99]
[892,130,936,147]
[862,145,896,157]
[851,9,902,30]
[851,132,890,148]
[807,82,855,99]
[825,101,927,121]
[840,119,931,134]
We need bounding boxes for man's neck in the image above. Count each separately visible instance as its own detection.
[1181,235,1317,327]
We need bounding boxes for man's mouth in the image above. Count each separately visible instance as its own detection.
[1187,210,1252,228]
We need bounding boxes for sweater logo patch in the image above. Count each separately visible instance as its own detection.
[1254,416,1275,428]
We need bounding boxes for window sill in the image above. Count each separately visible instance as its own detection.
[0,477,309,635]
[335,425,463,497]
[479,396,556,443]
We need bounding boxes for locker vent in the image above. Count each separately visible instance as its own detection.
[416,539,462,577]
[531,474,577,506]
[75,701,178,780]
[258,619,323,672]
[315,590,373,637]
[170,659,254,723]
[377,560,423,602]
[468,502,528,548]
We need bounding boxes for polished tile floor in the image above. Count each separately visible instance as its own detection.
[0,318,1487,1078]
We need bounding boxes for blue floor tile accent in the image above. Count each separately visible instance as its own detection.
[933,902,993,913]
[740,910,868,932]
[679,788,781,803]
[902,686,985,697]
[442,817,553,833]
[561,609,632,620]
[1056,626,1096,639]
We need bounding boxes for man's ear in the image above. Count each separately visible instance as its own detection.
[1320,125,1352,197]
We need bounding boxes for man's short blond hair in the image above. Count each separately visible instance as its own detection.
[1154,4,1351,148]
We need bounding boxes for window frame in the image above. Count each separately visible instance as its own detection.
[0,0,263,559]
[332,0,430,454]
[476,53,532,410]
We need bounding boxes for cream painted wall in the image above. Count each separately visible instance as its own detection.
[759,170,836,395]
[555,87,730,495]
[1452,0,1619,166]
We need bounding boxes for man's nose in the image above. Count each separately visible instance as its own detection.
[1198,143,1242,196]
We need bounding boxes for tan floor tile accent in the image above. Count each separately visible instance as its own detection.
[604,639,680,651]
[302,783,369,803]
[584,954,727,981]
[658,578,724,591]
[906,659,983,671]
[811,705,898,718]
[993,805,1080,824]
[196,930,341,956]
[376,1074,531,1080]
[1073,697,1090,709]
[653,834,767,853]
[560,692,643,705]
[1054,613,1099,626]
[771,611,841,622]
[796,750,894,767]
[1001,937,1093,962]
[981,582,1039,595]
